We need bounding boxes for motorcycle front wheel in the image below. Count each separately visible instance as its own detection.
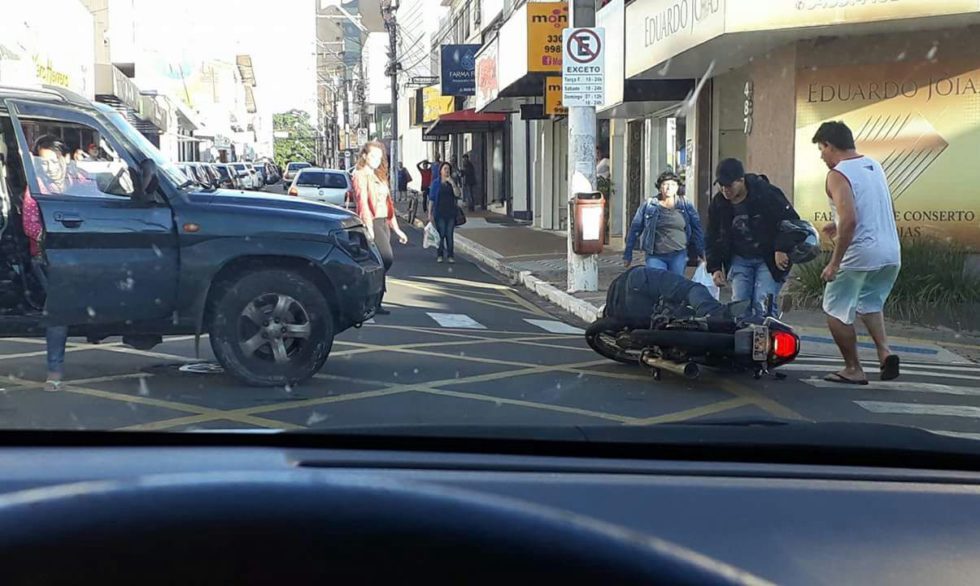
[585,318,640,365]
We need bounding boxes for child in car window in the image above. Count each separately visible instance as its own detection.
[21,187,68,391]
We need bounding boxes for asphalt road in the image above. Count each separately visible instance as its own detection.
[1,186,979,439]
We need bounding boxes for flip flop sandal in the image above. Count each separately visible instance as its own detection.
[880,355,900,381]
[823,372,869,386]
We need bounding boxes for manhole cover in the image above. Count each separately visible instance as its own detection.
[178,362,225,375]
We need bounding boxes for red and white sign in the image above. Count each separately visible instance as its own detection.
[561,27,605,107]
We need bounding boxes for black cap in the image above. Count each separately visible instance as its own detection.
[715,158,745,187]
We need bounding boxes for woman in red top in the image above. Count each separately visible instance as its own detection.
[353,141,407,316]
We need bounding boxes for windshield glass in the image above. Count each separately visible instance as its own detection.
[97,105,187,188]
[296,171,348,189]
[2,0,977,455]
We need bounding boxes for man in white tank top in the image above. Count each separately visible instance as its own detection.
[813,121,902,385]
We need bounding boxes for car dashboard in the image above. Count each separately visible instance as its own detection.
[1,437,979,585]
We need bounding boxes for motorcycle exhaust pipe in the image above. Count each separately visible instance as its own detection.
[641,353,700,380]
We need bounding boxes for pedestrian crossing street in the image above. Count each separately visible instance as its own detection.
[792,354,980,441]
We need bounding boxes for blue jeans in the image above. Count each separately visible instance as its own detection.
[729,255,782,318]
[462,184,474,210]
[46,326,68,375]
[31,259,68,376]
[644,250,688,276]
[434,214,455,258]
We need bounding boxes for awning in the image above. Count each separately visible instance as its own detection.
[426,109,506,136]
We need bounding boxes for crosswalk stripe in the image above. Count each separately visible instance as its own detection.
[856,401,980,419]
[426,313,486,329]
[523,319,585,335]
[927,430,980,441]
[778,363,980,382]
[801,377,980,397]
[795,356,980,372]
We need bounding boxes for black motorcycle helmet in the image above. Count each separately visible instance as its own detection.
[778,219,821,264]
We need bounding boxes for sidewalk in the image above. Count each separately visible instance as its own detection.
[396,201,980,363]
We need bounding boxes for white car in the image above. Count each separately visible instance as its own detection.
[288,168,353,208]
[283,161,312,186]
[230,162,256,189]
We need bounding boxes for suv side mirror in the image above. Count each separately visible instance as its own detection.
[139,159,159,198]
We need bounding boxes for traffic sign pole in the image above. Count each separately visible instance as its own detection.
[565,1,601,293]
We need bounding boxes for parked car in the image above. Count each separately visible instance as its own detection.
[0,85,384,386]
[282,161,312,189]
[288,168,354,209]
[256,161,279,184]
[250,162,267,186]
[177,163,209,188]
[186,162,219,189]
[230,162,255,189]
[213,163,239,189]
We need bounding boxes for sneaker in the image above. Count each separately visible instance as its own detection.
[375,307,391,316]
[447,257,455,264]
[45,379,63,392]
[436,256,444,263]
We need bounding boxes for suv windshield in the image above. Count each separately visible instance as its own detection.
[296,171,347,189]
[98,105,187,188]
[287,163,310,171]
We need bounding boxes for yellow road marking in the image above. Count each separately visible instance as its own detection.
[69,343,201,364]
[410,276,514,291]
[500,288,552,317]
[6,375,300,430]
[389,278,540,316]
[365,323,580,338]
[626,398,753,426]
[132,357,620,431]
[331,334,589,358]
[715,378,808,421]
[120,387,413,431]
[415,387,634,423]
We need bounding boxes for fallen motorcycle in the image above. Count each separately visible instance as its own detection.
[585,267,801,381]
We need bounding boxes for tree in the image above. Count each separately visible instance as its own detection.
[273,109,316,168]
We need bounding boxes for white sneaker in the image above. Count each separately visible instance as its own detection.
[437,256,444,263]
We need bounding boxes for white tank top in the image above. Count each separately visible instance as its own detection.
[830,155,901,270]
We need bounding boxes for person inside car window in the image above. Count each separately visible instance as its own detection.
[32,135,97,196]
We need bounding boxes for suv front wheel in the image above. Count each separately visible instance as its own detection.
[210,269,334,387]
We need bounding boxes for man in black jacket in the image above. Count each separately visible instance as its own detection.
[706,158,800,319]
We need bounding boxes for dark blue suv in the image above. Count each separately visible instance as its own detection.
[0,86,384,386]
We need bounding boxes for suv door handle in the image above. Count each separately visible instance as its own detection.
[55,213,84,228]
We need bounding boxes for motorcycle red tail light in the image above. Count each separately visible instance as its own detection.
[771,331,800,360]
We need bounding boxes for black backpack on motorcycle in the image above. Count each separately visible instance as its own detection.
[603,267,728,327]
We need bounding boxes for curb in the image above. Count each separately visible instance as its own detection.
[399,210,602,324]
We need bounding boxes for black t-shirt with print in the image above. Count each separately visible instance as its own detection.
[731,200,763,259]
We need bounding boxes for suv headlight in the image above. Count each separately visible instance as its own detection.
[330,227,378,263]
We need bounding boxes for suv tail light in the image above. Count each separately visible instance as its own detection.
[288,186,299,196]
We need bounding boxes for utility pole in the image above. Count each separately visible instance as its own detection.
[383,0,401,197]
[566,0,598,292]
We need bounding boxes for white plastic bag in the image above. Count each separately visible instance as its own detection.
[422,222,439,249]
[693,261,720,301]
